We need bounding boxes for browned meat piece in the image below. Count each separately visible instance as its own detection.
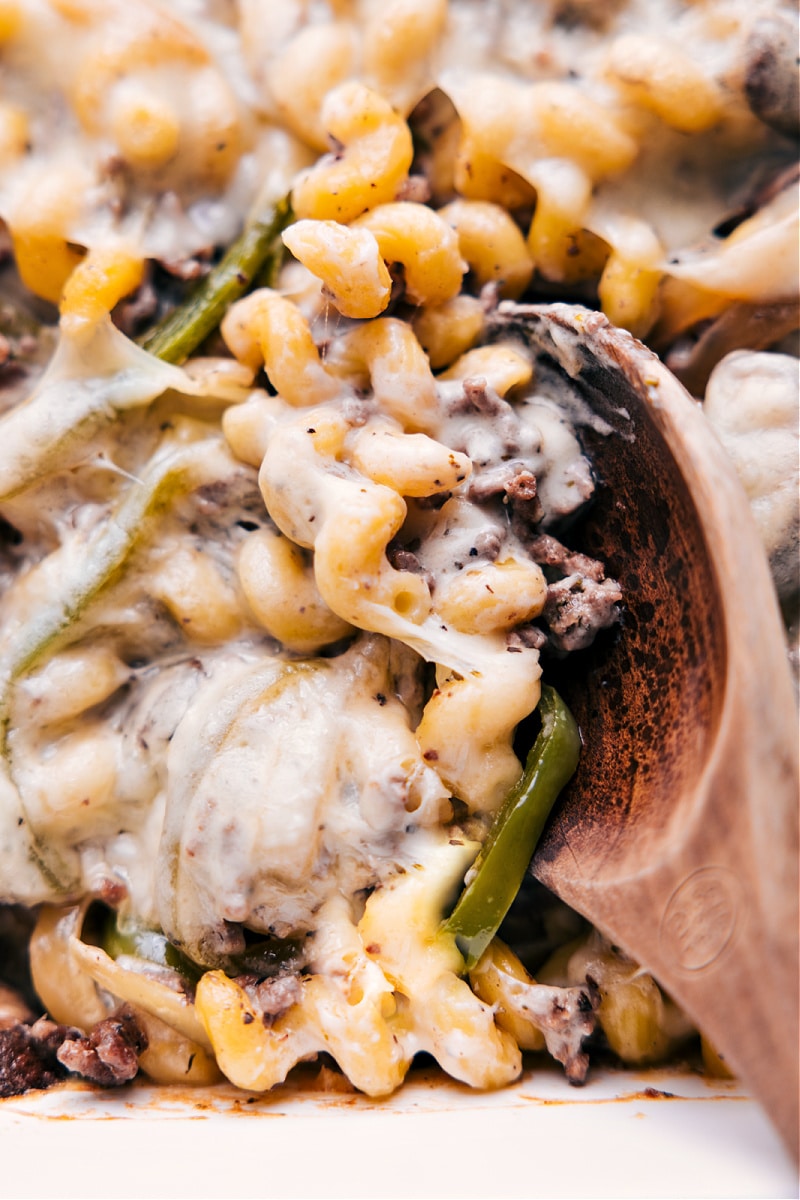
[461,377,502,414]
[236,973,303,1023]
[474,953,598,1084]
[253,973,302,1017]
[514,982,598,1084]
[504,468,537,504]
[0,1026,60,1097]
[473,528,503,560]
[113,277,159,337]
[469,463,546,525]
[0,1018,73,1097]
[507,485,546,538]
[386,541,436,593]
[527,532,606,582]
[506,625,548,652]
[543,574,623,652]
[447,377,522,454]
[56,1008,147,1087]
[467,460,540,512]
[386,543,425,574]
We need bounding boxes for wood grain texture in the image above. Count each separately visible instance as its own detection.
[487,303,799,1158]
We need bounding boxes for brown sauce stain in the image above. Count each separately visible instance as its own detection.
[0,1061,747,1121]
[527,1091,749,1107]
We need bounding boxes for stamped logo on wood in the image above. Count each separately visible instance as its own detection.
[659,867,741,971]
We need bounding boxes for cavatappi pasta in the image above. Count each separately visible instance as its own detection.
[0,0,796,1098]
[1,0,797,353]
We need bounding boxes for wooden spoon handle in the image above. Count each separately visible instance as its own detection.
[521,306,799,1158]
[577,724,799,1158]
[640,341,799,1158]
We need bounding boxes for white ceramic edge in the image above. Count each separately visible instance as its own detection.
[1,1063,797,1200]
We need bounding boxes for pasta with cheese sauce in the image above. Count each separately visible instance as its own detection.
[0,0,796,1098]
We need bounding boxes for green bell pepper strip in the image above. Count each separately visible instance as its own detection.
[0,437,228,893]
[0,333,191,504]
[102,909,305,983]
[442,684,581,971]
[0,196,293,891]
[102,911,204,984]
[0,438,225,685]
[0,196,292,503]
[139,193,293,364]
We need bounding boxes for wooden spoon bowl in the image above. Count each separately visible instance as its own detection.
[488,303,799,1157]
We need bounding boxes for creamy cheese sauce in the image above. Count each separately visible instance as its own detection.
[0,0,796,291]
[0,295,609,1093]
[0,0,795,1097]
[0,310,598,925]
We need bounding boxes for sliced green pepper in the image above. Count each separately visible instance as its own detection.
[443,684,581,971]
[102,911,204,984]
[0,335,188,504]
[0,436,226,893]
[0,197,293,895]
[103,910,304,982]
[0,196,292,503]
[1,437,224,685]
[140,193,293,364]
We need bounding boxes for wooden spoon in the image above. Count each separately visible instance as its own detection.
[488,303,799,1158]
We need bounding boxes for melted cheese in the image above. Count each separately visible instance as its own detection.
[0,0,795,287]
[0,0,793,1096]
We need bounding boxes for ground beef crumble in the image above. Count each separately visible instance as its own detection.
[0,1019,70,1098]
[235,973,302,1024]
[527,533,623,652]
[0,1007,148,1097]
[527,533,607,582]
[56,1008,148,1087]
[542,574,623,652]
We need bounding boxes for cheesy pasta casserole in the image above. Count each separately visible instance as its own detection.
[0,0,796,1097]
